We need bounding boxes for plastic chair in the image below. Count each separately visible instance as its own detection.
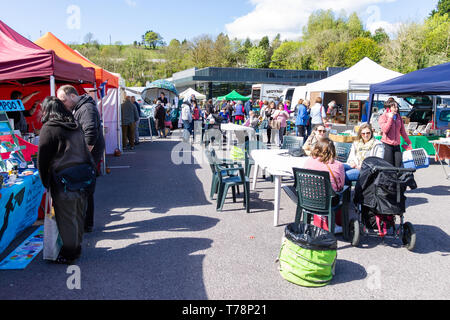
[243,140,267,178]
[205,148,240,200]
[291,168,350,238]
[334,142,352,163]
[215,164,250,213]
[282,136,304,150]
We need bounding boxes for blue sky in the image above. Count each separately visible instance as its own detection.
[0,0,439,44]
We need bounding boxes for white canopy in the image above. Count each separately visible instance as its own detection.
[306,57,403,93]
[179,88,206,100]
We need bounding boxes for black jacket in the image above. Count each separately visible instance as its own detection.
[72,94,105,164]
[38,120,95,190]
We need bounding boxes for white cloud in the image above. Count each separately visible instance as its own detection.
[125,0,137,8]
[225,0,398,40]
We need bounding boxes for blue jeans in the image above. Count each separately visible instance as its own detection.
[344,164,360,185]
[183,120,193,135]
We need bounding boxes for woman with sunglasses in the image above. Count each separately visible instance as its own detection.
[378,100,412,167]
[303,124,328,156]
[344,123,384,184]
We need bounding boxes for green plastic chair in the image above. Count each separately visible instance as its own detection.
[205,148,240,200]
[282,136,304,150]
[216,164,250,213]
[334,142,352,163]
[292,168,350,238]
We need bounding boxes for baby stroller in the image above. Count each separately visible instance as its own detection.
[349,157,418,251]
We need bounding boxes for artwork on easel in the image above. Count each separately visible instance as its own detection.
[0,111,27,171]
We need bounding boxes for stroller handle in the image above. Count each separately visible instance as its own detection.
[373,166,416,173]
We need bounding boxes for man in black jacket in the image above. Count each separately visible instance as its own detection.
[57,85,105,233]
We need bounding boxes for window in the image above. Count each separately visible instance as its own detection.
[439,109,450,122]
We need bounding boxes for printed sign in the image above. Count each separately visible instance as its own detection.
[138,117,157,137]
[0,100,25,112]
[0,171,45,255]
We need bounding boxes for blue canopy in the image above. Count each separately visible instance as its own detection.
[368,62,450,121]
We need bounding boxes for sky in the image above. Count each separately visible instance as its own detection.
[0,0,439,45]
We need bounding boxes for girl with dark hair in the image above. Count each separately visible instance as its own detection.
[38,97,95,264]
[378,100,412,167]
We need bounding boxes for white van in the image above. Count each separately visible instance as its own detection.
[251,84,292,103]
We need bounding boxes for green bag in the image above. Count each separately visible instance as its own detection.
[277,223,337,287]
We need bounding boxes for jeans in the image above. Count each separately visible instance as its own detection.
[183,120,193,135]
[278,127,286,146]
[296,125,306,141]
[344,164,360,185]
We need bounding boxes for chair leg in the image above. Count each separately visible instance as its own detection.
[245,182,250,213]
[295,206,302,224]
[232,186,236,203]
[216,184,225,211]
[329,211,335,234]
[210,176,218,200]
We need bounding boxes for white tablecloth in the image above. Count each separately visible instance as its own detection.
[250,149,309,226]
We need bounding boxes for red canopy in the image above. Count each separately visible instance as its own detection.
[0,20,95,84]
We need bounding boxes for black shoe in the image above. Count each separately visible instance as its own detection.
[54,254,76,265]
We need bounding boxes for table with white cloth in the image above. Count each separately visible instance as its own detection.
[431,138,450,179]
[250,149,308,226]
[220,123,256,147]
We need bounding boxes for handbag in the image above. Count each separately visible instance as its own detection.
[55,163,96,192]
[43,193,62,261]
[270,119,281,130]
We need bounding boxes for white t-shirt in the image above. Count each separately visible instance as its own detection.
[181,104,192,122]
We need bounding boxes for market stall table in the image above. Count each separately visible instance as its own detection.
[251,149,308,226]
[431,139,450,179]
[375,135,441,156]
[220,123,256,148]
[0,170,45,255]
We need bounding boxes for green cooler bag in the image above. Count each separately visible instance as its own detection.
[277,223,337,287]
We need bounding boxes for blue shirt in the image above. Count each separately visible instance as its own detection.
[295,104,309,126]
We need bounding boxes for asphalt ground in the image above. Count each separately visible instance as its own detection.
[0,131,449,300]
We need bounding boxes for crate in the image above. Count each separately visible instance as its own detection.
[329,134,357,143]
[403,148,429,169]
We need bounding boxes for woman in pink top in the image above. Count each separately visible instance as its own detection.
[273,102,290,147]
[378,100,412,167]
[304,137,345,192]
[304,138,345,232]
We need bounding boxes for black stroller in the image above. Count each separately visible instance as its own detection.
[349,157,418,251]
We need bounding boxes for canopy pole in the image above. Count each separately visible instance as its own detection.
[50,76,56,96]
[433,95,437,130]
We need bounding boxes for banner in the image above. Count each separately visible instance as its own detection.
[0,171,45,255]
[102,88,120,155]
[0,100,25,112]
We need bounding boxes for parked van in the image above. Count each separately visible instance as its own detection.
[251,84,292,103]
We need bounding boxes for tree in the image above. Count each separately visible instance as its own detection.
[372,28,390,44]
[270,41,301,69]
[84,32,94,45]
[423,13,450,57]
[189,35,214,68]
[142,30,164,49]
[246,46,268,68]
[212,33,233,67]
[322,41,349,67]
[431,0,450,16]
[345,37,381,66]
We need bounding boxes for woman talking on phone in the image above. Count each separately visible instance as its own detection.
[378,100,412,167]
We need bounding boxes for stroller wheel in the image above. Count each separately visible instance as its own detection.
[402,222,416,251]
[349,219,360,247]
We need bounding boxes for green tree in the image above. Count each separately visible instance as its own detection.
[246,46,268,68]
[189,35,214,68]
[322,41,349,67]
[372,28,390,44]
[212,33,233,67]
[270,41,301,69]
[143,30,164,49]
[423,13,450,57]
[431,0,450,16]
[345,37,381,66]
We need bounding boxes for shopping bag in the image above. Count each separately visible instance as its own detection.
[43,194,62,261]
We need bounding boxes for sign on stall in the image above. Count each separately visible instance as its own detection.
[0,100,25,112]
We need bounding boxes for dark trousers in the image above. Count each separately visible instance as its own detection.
[267,127,272,144]
[383,143,402,167]
[52,189,87,260]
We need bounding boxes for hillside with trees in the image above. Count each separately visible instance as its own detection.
[70,1,450,86]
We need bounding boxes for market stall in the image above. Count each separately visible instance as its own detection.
[368,61,450,132]
[35,32,121,156]
[179,88,206,101]
[217,90,251,102]
[305,57,402,125]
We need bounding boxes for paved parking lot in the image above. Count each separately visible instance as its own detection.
[0,132,449,300]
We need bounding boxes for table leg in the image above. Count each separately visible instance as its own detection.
[252,164,259,191]
[274,175,281,227]
[227,131,232,149]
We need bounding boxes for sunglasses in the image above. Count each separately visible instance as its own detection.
[361,132,372,135]
[317,130,326,133]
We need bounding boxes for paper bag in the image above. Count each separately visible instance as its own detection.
[43,194,62,261]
